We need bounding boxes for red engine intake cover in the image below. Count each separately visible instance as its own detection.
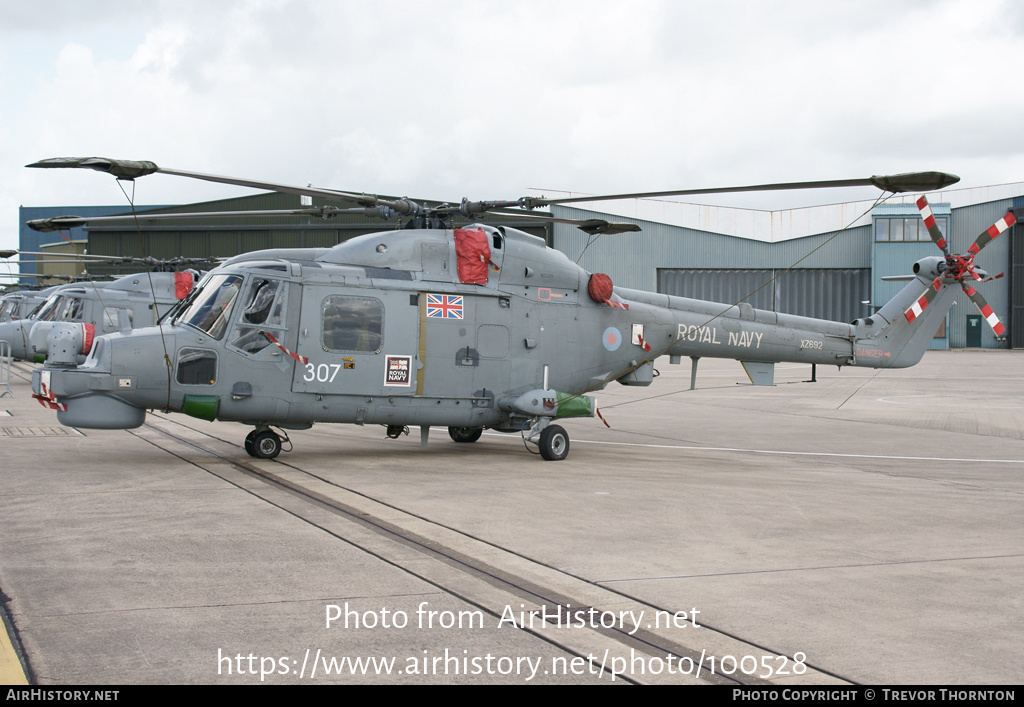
[588,273,614,303]
[175,271,194,299]
[81,323,95,355]
[454,228,492,286]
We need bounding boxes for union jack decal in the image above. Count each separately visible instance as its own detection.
[426,294,463,319]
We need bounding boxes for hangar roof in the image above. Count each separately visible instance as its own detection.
[533,181,1024,243]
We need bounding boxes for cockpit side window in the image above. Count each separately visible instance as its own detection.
[60,297,83,321]
[242,279,280,325]
[103,307,135,330]
[229,277,288,355]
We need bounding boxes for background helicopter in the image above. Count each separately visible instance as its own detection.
[0,251,205,361]
[0,284,59,324]
[25,157,1006,462]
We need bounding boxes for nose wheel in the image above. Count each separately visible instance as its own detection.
[243,427,289,459]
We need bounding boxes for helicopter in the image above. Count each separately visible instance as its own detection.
[0,263,199,362]
[0,281,98,360]
[23,157,1010,462]
[0,285,57,324]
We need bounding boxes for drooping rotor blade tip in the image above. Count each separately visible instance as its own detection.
[577,221,643,235]
[870,172,960,193]
[26,216,88,233]
[26,157,160,180]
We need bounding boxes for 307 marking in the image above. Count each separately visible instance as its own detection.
[304,362,342,383]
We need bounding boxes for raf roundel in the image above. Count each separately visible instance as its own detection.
[602,327,622,351]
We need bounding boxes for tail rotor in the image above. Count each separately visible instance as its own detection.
[906,196,1016,336]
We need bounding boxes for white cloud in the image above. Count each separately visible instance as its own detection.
[3,0,1024,251]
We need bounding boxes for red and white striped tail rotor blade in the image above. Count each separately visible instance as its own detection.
[916,196,950,256]
[904,277,943,324]
[967,211,1017,257]
[960,282,1006,336]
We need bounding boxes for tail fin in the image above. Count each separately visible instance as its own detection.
[852,258,956,368]
[855,197,1016,368]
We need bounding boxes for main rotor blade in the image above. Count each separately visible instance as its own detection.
[482,208,642,235]
[5,250,216,268]
[0,260,103,265]
[961,282,1006,336]
[28,157,961,232]
[519,171,961,209]
[26,157,418,214]
[6,250,152,262]
[25,206,397,233]
[0,272,78,281]
[26,157,160,179]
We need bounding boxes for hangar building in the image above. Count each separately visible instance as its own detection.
[15,181,1024,349]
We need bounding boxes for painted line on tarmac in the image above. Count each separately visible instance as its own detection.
[565,437,1024,465]
[877,394,1024,409]
[481,432,1024,464]
[0,617,28,685]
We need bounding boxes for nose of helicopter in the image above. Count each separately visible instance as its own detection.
[32,365,147,429]
[31,329,148,429]
[0,319,33,360]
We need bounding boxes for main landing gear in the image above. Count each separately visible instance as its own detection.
[448,422,569,460]
[538,424,569,461]
[243,426,291,459]
[240,422,569,461]
[522,418,570,461]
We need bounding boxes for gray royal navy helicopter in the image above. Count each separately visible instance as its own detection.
[0,265,200,362]
[23,157,1011,461]
[0,286,55,324]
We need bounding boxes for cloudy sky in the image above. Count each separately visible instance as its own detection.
[2,0,1023,255]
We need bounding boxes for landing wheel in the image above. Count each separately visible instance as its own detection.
[244,431,257,457]
[448,426,483,443]
[538,424,569,461]
[253,430,282,459]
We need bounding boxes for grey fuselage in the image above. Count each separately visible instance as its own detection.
[33,225,951,431]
